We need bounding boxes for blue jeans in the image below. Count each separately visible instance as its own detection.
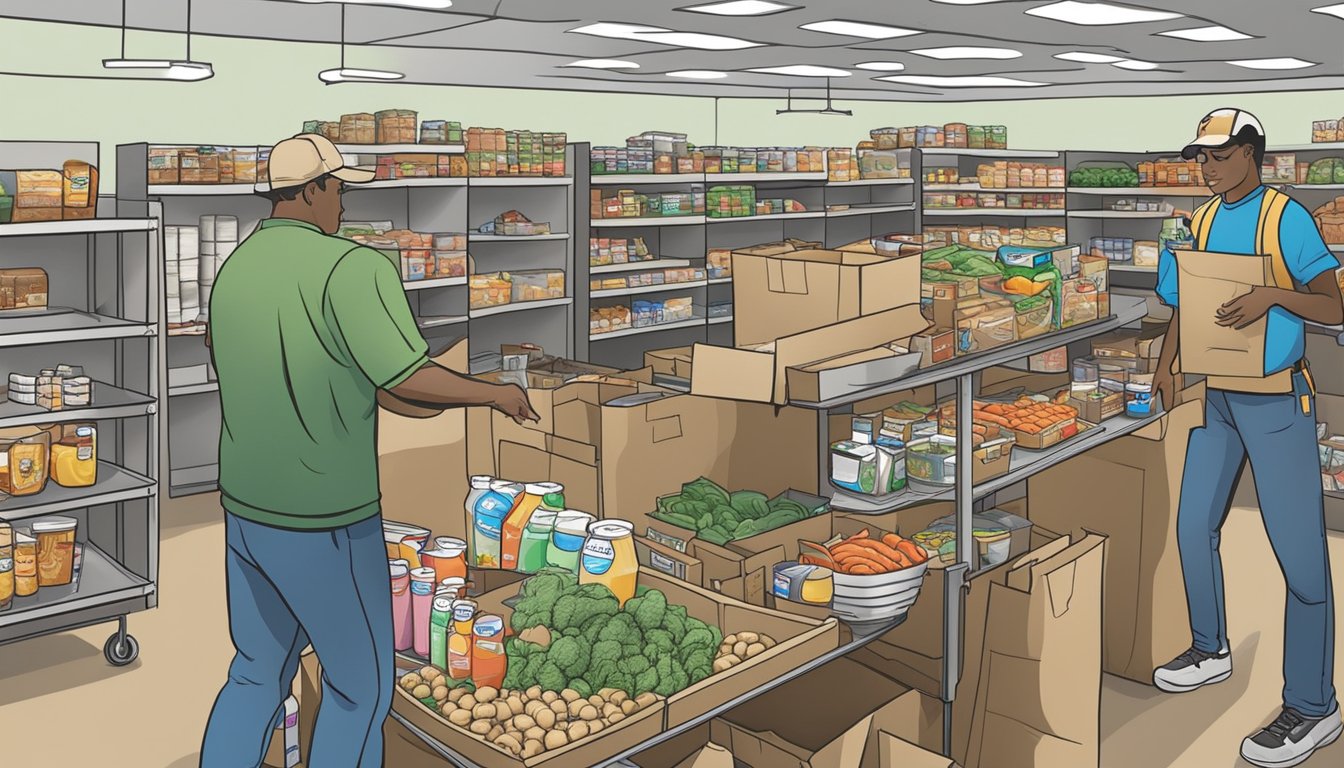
[1177,380,1338,717]
[201,513,393,767]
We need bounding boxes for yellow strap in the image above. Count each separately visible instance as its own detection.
[1258,188,1294,289]
[1190,196,1221,250]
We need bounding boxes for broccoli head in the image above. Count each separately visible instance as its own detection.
[571,678,594,698]
[591,639,623,667]
[581,613,614,645]
[644,628,676,659]
[627,588,669,632]
[552,590,619,634]
[634,667,659,696]
[623,654,652,676]
[661,608,687,642]
[510,571,575,631]
[682,647,714,683]
[588,658,619,689]
[547,636,591,679]
[653,655,690,697]
[536,660,567,693]
[607,672,635,696]
[680,624,715,654]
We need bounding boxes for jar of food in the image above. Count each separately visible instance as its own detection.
[13,531,37,597]
[0,521,13,610]
[0,427,50,496]
[579,520,637,606]
[32,516,77,587]
[49,423,97,488]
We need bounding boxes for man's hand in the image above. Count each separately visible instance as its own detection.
[1153,368,1182,412]
[1216,287,1279,330]
[493,384,540,424]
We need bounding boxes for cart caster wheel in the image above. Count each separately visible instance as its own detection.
[104,632,140,666]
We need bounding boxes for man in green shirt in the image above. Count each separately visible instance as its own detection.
[200,134,536,767]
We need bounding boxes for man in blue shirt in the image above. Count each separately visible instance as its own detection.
[1152,109,1344,767]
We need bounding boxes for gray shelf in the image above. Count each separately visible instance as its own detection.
[590,317,705,340]
[925,185,1064,193]
[0,544,154,633]
[0,383,155,428]
[469,297,572,319]
[790,295,1148,410]
[0,463,156,523]
[170,464,219,497]
[468,233,571,242]
[0,311,155,348]
[0,219,158,237]
[922,148,1060,159]
[825,204,917,218]
[590,281,707,299]
[924,209,1065,218]
[591,216,706,228]
[168,382,219,397]
[1068,210,1172,219]
[591,259,692,274]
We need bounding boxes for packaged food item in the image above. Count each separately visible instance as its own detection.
[32,516,77,587]
[11,170,62,222]
[449,598,477,680]
[13,530,36,597]
[772,562,834,605]
[471,614,507,689]
[409,566,437,657]
[340,112,377,145]
[429,593,453,671]
[148,147,180,184]
[579,519,638,606]
[391,560,413,652]
[469,480,520,568]
[419,536,468,583]
[547,511,594,574]
[383,520,431,568]
[830,441,890,496]
[0,268,49,311]
[499,482,555,570]
[437,576,467,600]
[0,426,50,496]
[0,521,13,610]
[518,489,563,574]
[1127,373,1155,417]
[62,161,98,220]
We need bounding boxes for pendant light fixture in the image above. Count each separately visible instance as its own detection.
[318,3,406,83]
[102,0,214,81]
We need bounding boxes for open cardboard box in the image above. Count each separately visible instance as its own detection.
[645,346,695,379]
[691,305,929,405]
[709,658,951,768]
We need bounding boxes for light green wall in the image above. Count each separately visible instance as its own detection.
[2,17,1342,185]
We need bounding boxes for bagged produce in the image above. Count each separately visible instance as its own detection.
[1313,197,1344,244]
[1305,157,1344,185]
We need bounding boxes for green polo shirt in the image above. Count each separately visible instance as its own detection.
[209,218,429,530]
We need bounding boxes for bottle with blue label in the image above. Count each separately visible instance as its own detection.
[579,520,637,606]
[546,511,594,574]
[468,480,520,569]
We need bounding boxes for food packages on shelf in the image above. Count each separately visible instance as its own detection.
[470,273,514,309]
[707,185,756,218]
[147,147,180,185]
[0,268,48,311]
[923,225,1066,249]
[590,306,633,334]
[339,112,377,145]
[1319,429,1344,491]
[375,110,419,144]
[707,248,732,279]
[1133,240,1161,269]
[1262,153,1299,184]
[510,271,566,303]
[1137,157,1205,187]
[1305,157,1344,185]
[1313,119,1344,143]
[871,123,1007,149]
[911,509,1032,569]
[592,188,705,220]
[592,267,705,292]
[48,423,97,488]
[1090,236,1135,262]
[478,210,551,237]
[924,166,960,185]
[976,161,1065,189]
[1068,163,1139,189]
[1314,197,1344,244]
[588,237,653,267]
[858,147,912,179]
[420,120,464,145]
[344,223,467,281]
[923,192,1065,210]
[650,477,827,546]
[827,148,858,182]
[375,153,449,180]
[0,426,51,496]
[465,127,568,177]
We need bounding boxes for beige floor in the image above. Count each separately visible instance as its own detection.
[2,494,1341,767]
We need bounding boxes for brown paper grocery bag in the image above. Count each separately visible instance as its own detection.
[1173,249,1272,378]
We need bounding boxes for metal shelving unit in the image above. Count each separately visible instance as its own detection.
[0,141,161,666]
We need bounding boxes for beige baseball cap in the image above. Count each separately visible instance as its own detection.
[1181,108,1266,159]
[260,133,375,191]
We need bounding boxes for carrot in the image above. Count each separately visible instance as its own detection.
[850,564,878,575]
[838,554,887,573]
[830,544,874,562]
[894,538,928,565]
[849,540,905,571]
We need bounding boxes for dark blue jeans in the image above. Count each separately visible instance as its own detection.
[1177,380,1337,718]
[201,513,392,767]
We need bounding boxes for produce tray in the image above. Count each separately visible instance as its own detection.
[1011,418,1095,451]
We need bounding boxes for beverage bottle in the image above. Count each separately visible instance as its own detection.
[579,520,638,606]
[390,560,414,652]
[471,614,507,690]
[500,482,562,571]
[469,481,521,569]
[463,475,492,565]
[429,593,453,671]
[517,510,558,574]
[410,567,437,658]
[448,598,477,681]
[438,576,467,600]
[421,536,468,583]
[547,511,595,574]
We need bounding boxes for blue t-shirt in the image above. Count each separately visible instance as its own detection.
[1156,186,1339,375]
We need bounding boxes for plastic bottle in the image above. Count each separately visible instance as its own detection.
[0,522,13,611]
[448,598,477,681]
[390,561,413,652]
[421,536,468,583]
[471,614,507,690]
[429,593,453,672]
[547,511,594,574]
[438,576,467,600]
[463,475,492,565]
[410,567,437,658]
[469,481,521,569]
[500,482,563,571]
[517,510,558,575]
[579,520,638,606]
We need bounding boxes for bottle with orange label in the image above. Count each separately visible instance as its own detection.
[579,520,638,606]
[447,598,477,681]
[499,482,562,571]
[471,613,507,689]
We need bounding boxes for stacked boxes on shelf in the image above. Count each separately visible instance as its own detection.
[469,271,565,309]
[976,161,1066,188]
[1313,118,1344,143]
[373,153,466,180]
[1137,158,1205,187]
[591,188,706,220]
[344,224,468,282]
[590,266,706,292]
[0,161,99,222]
[923,192,1065,209]
[590,296,697,334]
[147,147,259,185]
[923,225,1067,249]
[588,237,653,267]
[590,132,827,177]
[464,127,568,177]
[197,215,239,322]
[166,216,238,333]
[871,123,1008,149]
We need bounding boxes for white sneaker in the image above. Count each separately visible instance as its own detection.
[1241,706,1342,768]
[1153,647,1232,693]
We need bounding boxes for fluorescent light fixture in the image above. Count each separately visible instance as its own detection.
[101,59,214,80]
[1158,25,1251,42]
[1313,4,1344,20]
[879,74,1047,87]
[681,0,797,14]
[1228,57,1318,70]
[911,46,1022,60]
[1054,51,1124,63]
[856,61,906,71]
[569,22,761,49]
[667,70,729,79]
[319,67,405,82]
[1112,59,1159,70]
[931,0,1015,4]
[564,59,640,69]
[750,65,850,77]
[294,0,453,7]
[1026,1,1182,25]
[800,20,921,39]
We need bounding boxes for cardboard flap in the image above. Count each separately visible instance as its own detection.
[767,259,811,295]
[1004,534,1072,592]
[547,434,598,466]
[1173,249,1271,287]
[652,413,684,443]
[878,731,956,768]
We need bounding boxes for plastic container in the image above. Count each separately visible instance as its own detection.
[0,522,13,610]
[390,561,413,652]
[1127,374,1155,417]
[518,509,558,574]
[410,567,437,657]
[449,598,476,681]
[429,593,453,671]
[32,516,77,587]
[469,480,520,569]
[50,424,97,488]
[420,537,468,583]
[13,531,37,597]
[471,614,507,689]
[772,562,834,605]
[579,520,638,606]
[501,482,561,571]
[383,520,431,569]
[547,511,594,574]
[0,427,51,497]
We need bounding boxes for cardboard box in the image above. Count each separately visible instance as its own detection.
[911,329,956,368]
[786,345,922,404]
[637,535,704,583]
[1026,397,1203,683]
[933,293,1018,356]
[711,657,951,768]
[691,305,929,405]
[1173,249,1270,377]
[646,346,695,379]
[733,247,921,346]
[1069,389,1125,424]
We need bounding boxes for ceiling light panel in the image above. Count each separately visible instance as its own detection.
[1311,4,1344,19]
[931,0,1016,4]
[569,22,761,49]
[1054,51,1124,63]
[879,74,1047,87]
[856,61,906,71]
[1228,57,1318,70]
[681,1,798,15]
[1112,59,1159,70]
[911,46,1022,60]
[295,0,453,7]
[319,67,406,83]
[750,65,851,77]
[102,59,214,81]
[800,20,922,39]
[1158,25,1251,42]
[564,59,639,70]
[1026,1,1183,25]
[667,70,729,79]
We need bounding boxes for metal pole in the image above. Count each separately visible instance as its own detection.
[956,373,974,570]
[939,372,976,757]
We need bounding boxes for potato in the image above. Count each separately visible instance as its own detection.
[432,686,450,702]
[621,699,639,716]
[458,693,477,709]
[524,700,545,718]
[476,687,499,704]
[473,703,496,720]
[499,702,519,721]
[526,685,543,701]
[737,631,759,644]
[761,635,777,649]
[609,712,626,725]
[568,721,590,741]
[635,693,658,709]
[487,725,504,743]
[713,657,735,674]
[733,641,749,658]
[561,689,582,703]
[469,720,493,736]
[579,705,599,721]
[723,633,738,645]
[602,703,621,719]
[718,644,733,657]
[420,665,439,679]
[448,688,469,703]
[495,734,523,756]
[568,700,586,718]
[610,691,628,706]
[535,707,557,730]
[588,695,605,708]
[449,708,473,727]
[524,726,546,743]
[523,739,545,758]
[550,700,568,715]
[412,684,432,700]
[544,730,569,750]
[513,714,537,732]
[400,673,422,691]
[599,688,618,700]
[746,642,767,658]
[441,700,458,715]
[589,719,605,735]
[542,691,559,704]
